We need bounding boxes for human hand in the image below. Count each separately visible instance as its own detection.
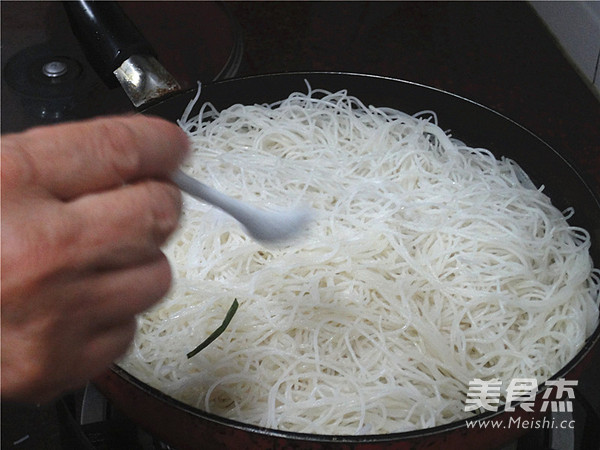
[1,115,189,402]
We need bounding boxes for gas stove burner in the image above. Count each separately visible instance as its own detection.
[3,43,102,124]
[3,44,93,100]
[1,1,242,133]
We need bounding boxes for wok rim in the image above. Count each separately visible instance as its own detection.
[108,319,599,444]
[108,71,600,443]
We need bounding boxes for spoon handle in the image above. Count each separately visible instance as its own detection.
[171,169,258,223]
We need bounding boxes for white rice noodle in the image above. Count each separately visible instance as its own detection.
[120,83,600,435]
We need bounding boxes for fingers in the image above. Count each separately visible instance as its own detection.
[57,319,137,400]
[1,115,190,403]
[0,253,170,403]
[8,115,189,200]
[78,318,138,382]
[79,254,174,328]
[9,319,138,403]
[64,178,182,270]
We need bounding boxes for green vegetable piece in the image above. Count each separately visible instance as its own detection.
[186,299,239,359]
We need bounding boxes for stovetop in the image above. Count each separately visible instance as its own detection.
[2,2,599,450]
[1,1,241,133]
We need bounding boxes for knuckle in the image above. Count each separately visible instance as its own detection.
[1,138,37,190]
[151,253,173,299]
[116,319,138,356]
[93,116,187,182]
[2,204,80,287]
[2,329,59,401]
[116,254,172,317]
[143,182,182,245]
[95,119,145,181]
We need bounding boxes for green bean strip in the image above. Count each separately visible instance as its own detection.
[186,299,239,359]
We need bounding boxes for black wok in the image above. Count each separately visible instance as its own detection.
[64,2,600,449]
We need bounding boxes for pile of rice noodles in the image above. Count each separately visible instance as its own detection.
[120,83,600,435]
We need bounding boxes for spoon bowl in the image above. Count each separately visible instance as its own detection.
[171,169,312,243]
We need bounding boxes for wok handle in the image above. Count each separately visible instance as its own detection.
[63,0,154,86]
[64,0,181,107]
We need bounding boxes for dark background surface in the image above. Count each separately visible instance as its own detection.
[2,2,599,449]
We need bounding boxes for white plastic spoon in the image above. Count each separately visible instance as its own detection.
[171,169,312,243]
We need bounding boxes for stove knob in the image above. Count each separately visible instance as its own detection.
[42,61,69,79]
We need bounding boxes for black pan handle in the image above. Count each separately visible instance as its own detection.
[63,0,181,107]
[63,0,155,87]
